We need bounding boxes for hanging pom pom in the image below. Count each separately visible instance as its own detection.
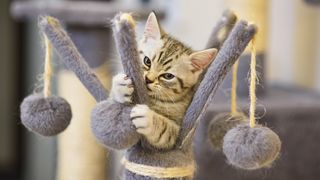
[20,33,72,136]
[208,113,247,151]
[20,94,72,136]
[223,124,281,170]
[208,59,247,151]
[222,38,281,170]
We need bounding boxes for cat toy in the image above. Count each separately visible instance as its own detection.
[222,39,281,170]
[19,10,280,179]
[91,12,257,179]
[208,38,281,170]
[20,31,72,136]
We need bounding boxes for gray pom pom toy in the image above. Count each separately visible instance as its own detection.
[208,113,247,151]
[20,94,72,136]
[20,27,73,136]
[219,31,281,170]
[223,124,281,170]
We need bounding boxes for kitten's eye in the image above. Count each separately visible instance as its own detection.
[162,73,175,80]
[143,56,151,67]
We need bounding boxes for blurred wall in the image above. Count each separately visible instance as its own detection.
[0,0,19,178]
[22,9,56,180]
[163,0,320,91]
[268,0,320,89]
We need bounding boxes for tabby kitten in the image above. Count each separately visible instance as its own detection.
[110,12,217,150]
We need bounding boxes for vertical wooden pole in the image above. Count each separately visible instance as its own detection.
[293,0,318,88]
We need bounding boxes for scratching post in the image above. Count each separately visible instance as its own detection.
[112,13,149,104]
[19,10,262,180]
[91,12,256,180]
[56,66,109,180]
[91,13,147,150]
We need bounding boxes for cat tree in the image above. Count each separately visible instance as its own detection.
[11,1,164,180]
[12,0,320,180]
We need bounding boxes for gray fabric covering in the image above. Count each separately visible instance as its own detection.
[91,13,147,151]
[91,100,140,150]
[38,16,108,102]
[205,10,237,49]
[178,21,257,146]
[223,124,281,170]
[20,94,72,136]
[112,13,149,104]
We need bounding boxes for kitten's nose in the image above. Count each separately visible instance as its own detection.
[145,76,153,84]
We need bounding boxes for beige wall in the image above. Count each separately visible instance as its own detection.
[163,0,320,91]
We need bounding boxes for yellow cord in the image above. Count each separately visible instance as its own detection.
[121,157,195,178]
[249,37,257,128]
[230,60,240,116]
[120,13,136,27]
[43,34,52,98]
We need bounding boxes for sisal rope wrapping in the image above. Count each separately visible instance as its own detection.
[249,38,257,128]
[230,60,240,116]
[43,34,52,98]
[56,64,110,180]
[121,157,195,178]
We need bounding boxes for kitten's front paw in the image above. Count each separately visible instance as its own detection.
[110,73,134,103]
[130,104,154,135]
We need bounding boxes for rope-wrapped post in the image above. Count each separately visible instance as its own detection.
[38,16,108,102]
[43,34,53,98]
[179,21,257,147]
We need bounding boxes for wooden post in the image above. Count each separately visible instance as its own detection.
[57,64,111,180]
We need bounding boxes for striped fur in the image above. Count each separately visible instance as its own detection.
[111,12,217,150]
[137,33,207,149]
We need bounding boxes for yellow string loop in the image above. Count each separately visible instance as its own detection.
[249,37,257,128]
[230,60,240,116]
[121,157,195,178]
[43,34,52,98]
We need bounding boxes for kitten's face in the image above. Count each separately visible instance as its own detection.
[139,13,217,102]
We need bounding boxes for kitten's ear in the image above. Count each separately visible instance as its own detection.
[144,12,161,40]
[190,48,217,71]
